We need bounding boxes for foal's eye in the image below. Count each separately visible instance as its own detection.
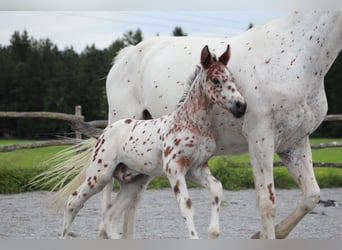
[212,78,220,85]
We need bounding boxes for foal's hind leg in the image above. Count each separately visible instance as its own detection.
[187,164,223,238]
[61,163,114,238]
[100,174,152,239]
[121,175,152,238]
[98,182,114,239]
[273,137,320,239]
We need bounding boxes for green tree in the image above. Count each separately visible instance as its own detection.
[122,28,143,46]
[313,51,342,137]
[172,26,188,36]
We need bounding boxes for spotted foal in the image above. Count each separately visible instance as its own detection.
[61,45,246,239]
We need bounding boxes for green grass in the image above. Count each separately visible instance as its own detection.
[207,138,342,190]
[220,138,342,165]
[0,139,69,193]
[0,138,341,193]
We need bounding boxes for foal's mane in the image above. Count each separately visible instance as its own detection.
[176,65,201,108]
[177,52,218,108]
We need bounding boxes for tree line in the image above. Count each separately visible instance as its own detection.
[0,28,340,139]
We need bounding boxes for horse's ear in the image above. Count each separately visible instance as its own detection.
[201,45,213,69]
[219,44,231,65]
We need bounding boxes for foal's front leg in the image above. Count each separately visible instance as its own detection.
[166,162,198,239]
[187,164,223,238]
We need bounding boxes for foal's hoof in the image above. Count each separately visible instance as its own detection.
[97,230,109,239]
[60,231,78,239]
[208,228,220,239]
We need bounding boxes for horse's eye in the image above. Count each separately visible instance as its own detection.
[212,78,220,85]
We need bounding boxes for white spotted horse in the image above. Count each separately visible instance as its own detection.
[38,11,341,239]
[61,45,247,239]
[100,11,342,239]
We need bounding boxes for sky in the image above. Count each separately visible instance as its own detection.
[0,0,340,53]
[0,11,288,53]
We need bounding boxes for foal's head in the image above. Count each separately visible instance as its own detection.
[200,45,246,118]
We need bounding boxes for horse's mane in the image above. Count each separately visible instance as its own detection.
[177,65,201,108]
[177,53,218,108]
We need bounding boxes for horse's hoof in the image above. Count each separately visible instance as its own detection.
[251,232,260,239]
[208,228,220,239]
[97,230,109,239]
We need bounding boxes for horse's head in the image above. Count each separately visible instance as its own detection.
[200,45,246,118]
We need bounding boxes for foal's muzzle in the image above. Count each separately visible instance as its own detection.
[230,101,247,118]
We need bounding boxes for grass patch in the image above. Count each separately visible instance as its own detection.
[0,138,341,193]
[0,140,69,193]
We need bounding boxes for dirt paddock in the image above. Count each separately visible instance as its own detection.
[0,188,341,239]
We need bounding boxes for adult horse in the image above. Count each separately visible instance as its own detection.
[43,11,342,239]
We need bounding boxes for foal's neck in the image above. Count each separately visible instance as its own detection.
[174,77,213,134]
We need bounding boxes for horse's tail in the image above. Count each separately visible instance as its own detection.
[30,138,97,210]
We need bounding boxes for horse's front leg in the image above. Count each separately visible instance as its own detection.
[187,165,223,238]
[244,118,276,239]
[166,162,199,239]
[275,136,320,238]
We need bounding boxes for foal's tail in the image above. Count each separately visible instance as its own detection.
[30,138,97,210]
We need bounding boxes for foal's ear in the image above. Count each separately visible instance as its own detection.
[219,44,231,65]
[201,45,213,69]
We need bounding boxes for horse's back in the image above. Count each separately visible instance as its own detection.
[106,12,340,154]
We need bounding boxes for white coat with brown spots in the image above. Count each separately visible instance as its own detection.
[101,11,341,239]
[61,45,246,239]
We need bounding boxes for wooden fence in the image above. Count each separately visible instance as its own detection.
[0,106,341,167]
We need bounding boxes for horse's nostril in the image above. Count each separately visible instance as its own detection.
[236,101,247,113]
[236,102,241,110]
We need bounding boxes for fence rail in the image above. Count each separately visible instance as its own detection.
[0,107,341,167]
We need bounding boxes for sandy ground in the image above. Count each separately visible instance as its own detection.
[0,188,341,239]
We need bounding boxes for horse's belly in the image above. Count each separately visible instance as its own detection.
[119,149,165,178]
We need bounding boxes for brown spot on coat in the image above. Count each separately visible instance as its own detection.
[173,180,180,195]
[177,156,189,172]
[186,198,192,209]
[164,146,173,157]
[267,183,275,204]
[124,119,132,124]
[173,138,181,146]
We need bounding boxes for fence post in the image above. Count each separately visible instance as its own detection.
[75,105,83,140]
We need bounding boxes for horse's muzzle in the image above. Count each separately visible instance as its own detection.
[230,101,247,118]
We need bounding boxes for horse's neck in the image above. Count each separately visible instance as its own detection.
[174,77,213,133]
[282,11,342,73]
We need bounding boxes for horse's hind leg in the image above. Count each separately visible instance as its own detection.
[61,162,114,238]
[121,175,152,238]
[62,180,104,238]
[100,174,152,239]
[98,182,114,239]
[187,165,223,238]
[273,136,320,239]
